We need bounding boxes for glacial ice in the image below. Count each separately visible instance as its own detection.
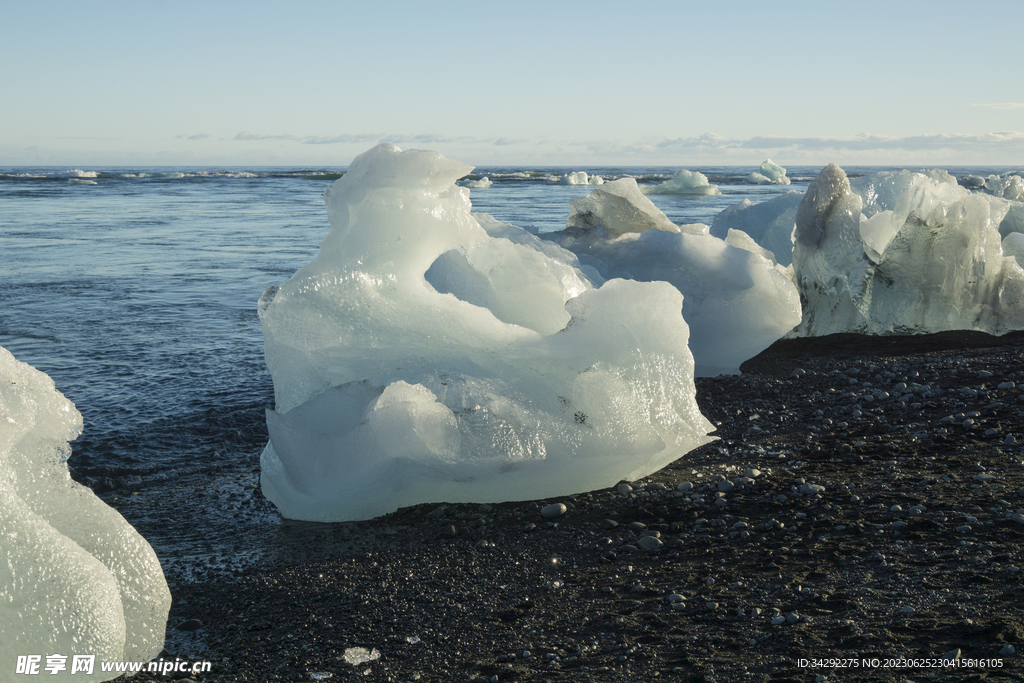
[642,169,721,196]
[982,173,1024,202]
[710,192,802,267]
[458,176,492,189]
[258,144,715,522]
[0,347,170,679]
[791,164,1024,336]
[1004,232,1024,266]
[559,171,590,185]
[746,159,791,185]
[566,178,680,237]
[543,178,802,376]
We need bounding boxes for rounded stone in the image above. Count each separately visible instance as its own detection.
[541,503,567,519]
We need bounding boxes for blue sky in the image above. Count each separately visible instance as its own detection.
[2,0,1022,167]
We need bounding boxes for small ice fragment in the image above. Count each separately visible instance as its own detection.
[343,648,381,665]
[405,636,422,644]
[310,673,333,681]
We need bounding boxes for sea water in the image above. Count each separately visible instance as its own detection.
[0,163,1016,577]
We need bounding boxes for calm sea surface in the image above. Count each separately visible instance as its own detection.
[0,163,1015,576]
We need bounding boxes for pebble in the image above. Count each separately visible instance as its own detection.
[745,468,761,478]
[771,616,786,625]
[1000,644,1016,655]
[600,519,619,529]
[617,483,633,495]
[800,483,825,495]
[718,480,735,493]
[540,503,566,519]
[942,648,961,662]
[677,481,693,491]
[785,612,800,624]
[637,536,663,552]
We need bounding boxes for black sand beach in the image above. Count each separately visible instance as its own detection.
[131,332,1024,683]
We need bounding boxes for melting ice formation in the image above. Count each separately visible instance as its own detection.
[746,159,791,185]
[258,144,716,522]
[642,169,721,196]
[558,171,604,186]
[791,164,1024,336]
[457,176,492,189]
[0,347,170,680]
[542,179,802,376]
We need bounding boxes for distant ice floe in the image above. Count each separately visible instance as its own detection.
[642,169,721,196]
[257,144,715,522]
[458,176,492,189]
[746,159,791,185]
[542,178,802,376]
[0,347,171,678]
[557,171,604,186]
[791,164,1024,336]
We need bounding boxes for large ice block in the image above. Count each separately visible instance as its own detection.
[258,145,715,522]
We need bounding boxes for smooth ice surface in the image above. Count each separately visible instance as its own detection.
[0,347,170,679]
[1002,232,1024,266]
[258,144,715,522]
[710,191,802,266]
[746,159,791,185]
[642,169,721,196]
[544,181,802,376]
[792,164,1024,336]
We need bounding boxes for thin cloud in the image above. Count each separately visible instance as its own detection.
[493,137,528,146]
[971,103,1024,110]
[302,133,382,145]
[187,133,210,141]
[234,131,298,141]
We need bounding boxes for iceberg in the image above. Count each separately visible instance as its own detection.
[710,191,803,266]
[558,171,590,185]
[457,176,492,189]
[982,173,1024,202]
[642,169,721,196]
[791,164,1024,336]
[543,178,802,376]
[746,159,791,185]
[0,347,170,679]
[258,144,715,522]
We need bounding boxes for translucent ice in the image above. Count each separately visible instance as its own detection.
[792,164,1024,336]
[544,179,802,376]
[0,347,170,679]
[642,169,721,196]
[566,178,679,237]
[746,159,791,185]
[710,192,802,266]
[258,144,715,522]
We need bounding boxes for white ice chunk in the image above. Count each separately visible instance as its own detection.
[0,347,171,679]
[258,144,715,522]
[566,178,680,238]
[458,176,492,189]
[642,169,721,196]
[559,171,590,185]
[589,175,605,185]
[745,159,791,185]
[726,228,778,265]
[792,164,1024,336]
[545,184,802,376]
[983,173,1024,202]
[710,192,802,266]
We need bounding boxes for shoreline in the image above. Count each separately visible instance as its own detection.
[131,332,1024,682]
